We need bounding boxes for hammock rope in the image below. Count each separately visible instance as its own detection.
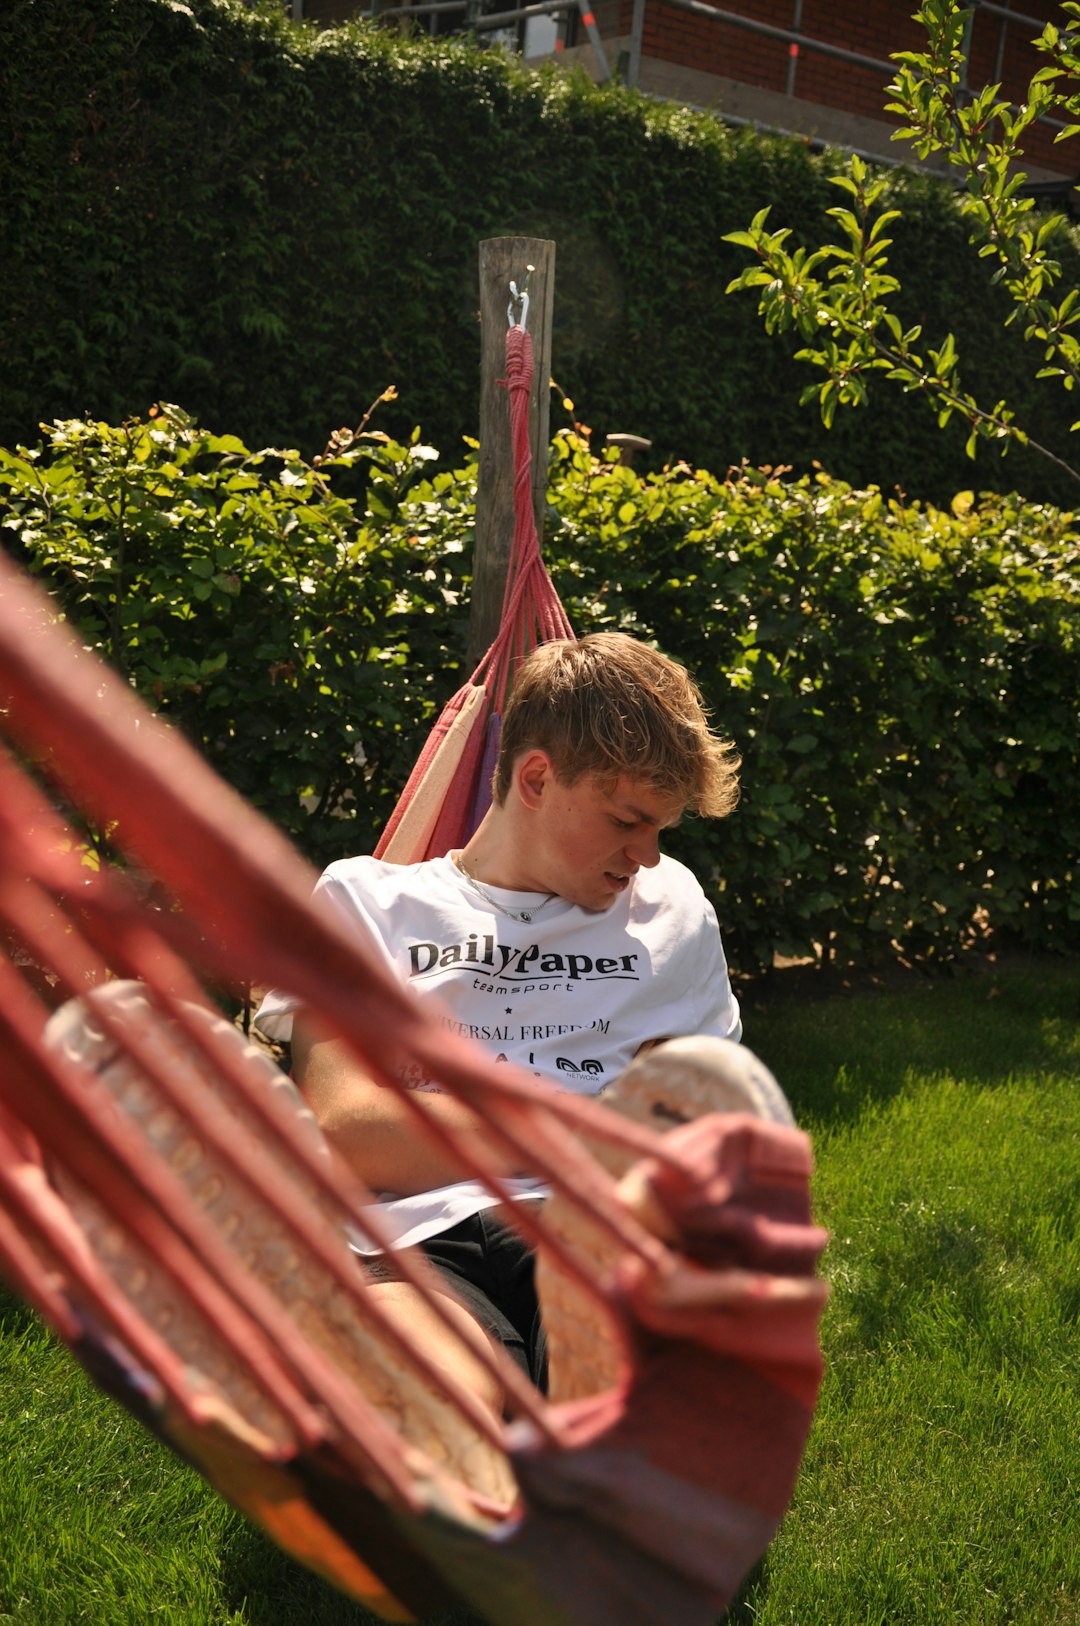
[375,317,573,866]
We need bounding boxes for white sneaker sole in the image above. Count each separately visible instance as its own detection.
[536,1037,794,1403]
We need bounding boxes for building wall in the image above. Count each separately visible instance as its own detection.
[300,0,1075,181]
[602,0,1071,177]
[304,0,360,23]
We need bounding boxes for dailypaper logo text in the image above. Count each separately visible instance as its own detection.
[406,935,641,986]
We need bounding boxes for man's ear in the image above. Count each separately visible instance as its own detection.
[513,749,555,811]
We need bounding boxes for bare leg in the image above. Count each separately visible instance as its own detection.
[360,1279,519,1509]
[364,1280,506,1420]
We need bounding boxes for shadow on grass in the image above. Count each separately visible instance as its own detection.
[743,954,1080,1127]
[219,1497,769,1626]
[0,1282,38,1337]
[845,1212,1005,1353]
[219,1515,383,1625]
[841,1198,1080,1361]
[720,1553,769,1622]
[219,1513,486,1626]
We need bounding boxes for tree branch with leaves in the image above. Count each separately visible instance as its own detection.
[724,0,1080,485]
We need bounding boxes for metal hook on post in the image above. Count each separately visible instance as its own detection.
[474,237,555,663]
[507,266,534,332]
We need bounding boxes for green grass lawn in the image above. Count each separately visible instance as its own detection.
[2,956,1077,1625]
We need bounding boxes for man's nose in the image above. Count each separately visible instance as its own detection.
[626,827,662,868]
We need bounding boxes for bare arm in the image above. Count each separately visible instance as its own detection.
[292,1014,528,1197]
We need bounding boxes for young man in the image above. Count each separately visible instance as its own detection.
[256,633,744,1422]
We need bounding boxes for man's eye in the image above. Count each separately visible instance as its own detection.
[613,818,636,831]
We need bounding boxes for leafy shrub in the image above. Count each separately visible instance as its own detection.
[4,405,1077,970]
[0,402,475,868]
[1,0,1077,506]
[545,433,1080,969]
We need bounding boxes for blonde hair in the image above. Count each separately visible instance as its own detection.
[494,634,740,817]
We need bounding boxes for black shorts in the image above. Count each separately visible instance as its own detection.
[364,1210,547,1391]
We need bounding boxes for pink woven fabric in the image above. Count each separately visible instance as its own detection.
[377,683,487,864]
[374,321,573,865]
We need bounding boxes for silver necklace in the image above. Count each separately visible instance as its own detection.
[452,851,558,925]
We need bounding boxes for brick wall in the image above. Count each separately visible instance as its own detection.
[635,0,1071,175]
[305,0,1072,176]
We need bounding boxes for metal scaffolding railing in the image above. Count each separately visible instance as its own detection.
[360,0,569,23]
[657,0,897,78]
[629,0,1070,140]
[319,0,1072,156]
[356,0,609,74]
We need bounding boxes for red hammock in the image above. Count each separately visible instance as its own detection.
[375,320,573,864]
[0,315,828,1625]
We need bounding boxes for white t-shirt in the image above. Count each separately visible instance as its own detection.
[256,852,741,1250]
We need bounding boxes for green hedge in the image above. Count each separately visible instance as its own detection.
[0,404,473,863]
[544,434,1080,969]
[1,0,1077,507]
[4,404,1077,973]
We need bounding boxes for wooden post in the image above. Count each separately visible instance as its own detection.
[468,237,555,665]
[627,0,646,87]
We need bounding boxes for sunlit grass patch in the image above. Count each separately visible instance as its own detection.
[735,958,1080,1625]
[1,958,1077,1624]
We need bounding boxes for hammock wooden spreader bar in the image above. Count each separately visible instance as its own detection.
[0,548,828,1626]
[375,317,574,866]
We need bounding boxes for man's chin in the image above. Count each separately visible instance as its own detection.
[580,882,624,912]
